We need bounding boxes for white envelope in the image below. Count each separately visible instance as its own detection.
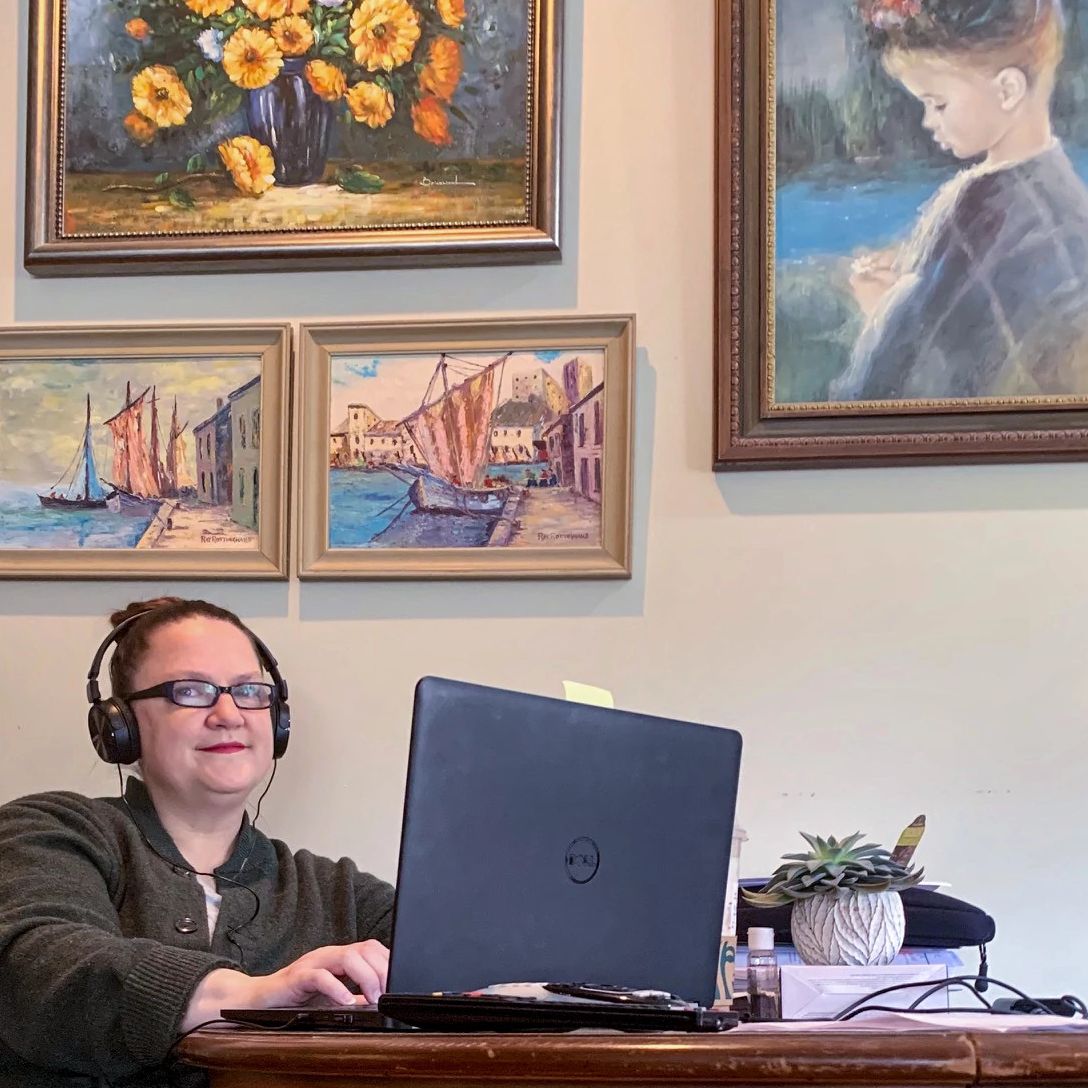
[780,964,949,1020]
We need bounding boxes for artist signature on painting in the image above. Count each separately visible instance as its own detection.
[200,531,252,545]
[537,530,590,543]
[418,174,478,188]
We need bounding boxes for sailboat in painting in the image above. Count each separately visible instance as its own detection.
[393,353,513,517]
[37,394,109,510]
[102,383,193,516]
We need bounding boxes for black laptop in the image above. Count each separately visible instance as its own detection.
[224,676,742,1029]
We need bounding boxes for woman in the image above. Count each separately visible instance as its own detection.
[0,598,393,1087]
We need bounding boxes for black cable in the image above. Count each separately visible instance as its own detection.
[835,975,1078,1021]
[117,762,278,966]
[908,976,992,1011]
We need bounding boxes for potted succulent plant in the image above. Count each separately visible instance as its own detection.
[743,832,924,966]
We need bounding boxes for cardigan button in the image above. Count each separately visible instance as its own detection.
[174,916,199,934]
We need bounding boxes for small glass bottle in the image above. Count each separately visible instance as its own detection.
[746,926,781,1020]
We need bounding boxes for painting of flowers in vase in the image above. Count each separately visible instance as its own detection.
[25,0,560,274]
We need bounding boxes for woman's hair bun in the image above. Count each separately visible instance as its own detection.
[107,597,185,629]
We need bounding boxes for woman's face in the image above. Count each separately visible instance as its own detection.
[888,51,1020,159]
[129,616,274,809]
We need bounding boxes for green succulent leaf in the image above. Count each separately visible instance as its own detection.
[744,829,925,908]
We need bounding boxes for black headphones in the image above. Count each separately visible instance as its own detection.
[86,611,291,765]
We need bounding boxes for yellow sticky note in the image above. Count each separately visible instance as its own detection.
[562,681,614,708]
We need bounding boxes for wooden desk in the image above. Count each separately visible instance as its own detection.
[176,1026,1088,1087]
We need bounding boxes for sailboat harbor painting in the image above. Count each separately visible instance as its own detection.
[296,316,633,578]
[0,325,290,578]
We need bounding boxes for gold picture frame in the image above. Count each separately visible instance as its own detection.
[25,0,561,276]
[0,324,291,579]
[297,315,633,579]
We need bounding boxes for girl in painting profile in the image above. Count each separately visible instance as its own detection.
[830,0,1088,400]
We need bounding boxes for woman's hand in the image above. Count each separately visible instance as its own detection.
[180,939,390,1032]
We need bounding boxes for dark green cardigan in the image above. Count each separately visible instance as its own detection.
[0,778,395,1087]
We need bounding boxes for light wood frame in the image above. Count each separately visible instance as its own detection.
[297,315,633,579]
[0,324,291,579]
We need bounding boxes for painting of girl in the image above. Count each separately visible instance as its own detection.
[774,0,1088,403]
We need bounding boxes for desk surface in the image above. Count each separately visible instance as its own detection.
[177,1025,1088,1087]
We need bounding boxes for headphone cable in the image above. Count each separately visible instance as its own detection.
[116,763,278,965]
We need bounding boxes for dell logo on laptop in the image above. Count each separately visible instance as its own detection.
[565,837,600,883]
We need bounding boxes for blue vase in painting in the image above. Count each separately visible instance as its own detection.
[245,58,333,186]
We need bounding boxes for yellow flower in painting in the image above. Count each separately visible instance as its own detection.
[436,0,466,28]
[241,0,290,19]
[271,15,314,56]
[131,66,192,127]
[419,36,461,101]
[123,110,157,145]
[185,0,233,15]
[349,0,420,72]
[305,60,347,101]
[222,27,283,90]
[411,95,452,146]
[346,80,394,127]
[218,136,277,196]
[286,0,312,12]
[124,17,152,41]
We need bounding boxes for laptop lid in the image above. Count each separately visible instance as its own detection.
[386,677,742,1007]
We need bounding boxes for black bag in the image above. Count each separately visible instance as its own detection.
[737,887,995,949]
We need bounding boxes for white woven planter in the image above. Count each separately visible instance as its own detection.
[790,889,905,966]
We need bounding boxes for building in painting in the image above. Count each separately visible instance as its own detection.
[563,358,596,407]
[490,424,539,464]
[193,399,232,506]
[230,376,261,531]
[362,421,422,466]
[329,431,349,467]
[542,414,575,486]
[571,382,604,503]
[345,403,381,464]
[511,367,567,415]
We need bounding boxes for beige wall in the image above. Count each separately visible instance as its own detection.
[3,0,1086,998]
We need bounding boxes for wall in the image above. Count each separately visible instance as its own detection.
[3,0,1086,999]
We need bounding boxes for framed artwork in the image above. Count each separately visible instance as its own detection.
[715,0,1088,469]
[0,324,290,578]
[296,315,633,579]
[25,0,560,276]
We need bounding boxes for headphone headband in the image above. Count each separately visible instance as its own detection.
[86,608,291,764]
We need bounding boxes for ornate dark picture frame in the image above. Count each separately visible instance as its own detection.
[715,0,1088,470]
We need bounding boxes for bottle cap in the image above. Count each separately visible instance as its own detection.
[748,926,775,951]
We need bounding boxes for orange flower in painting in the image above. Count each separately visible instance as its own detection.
[222,27,283,90]
[436,0,466,28]
[218,136,277,196]
[419,36,461,101]
[305,60,347,102]
[411,95,452,146]
[346,80,394,127]
[349,0,420,72]
[241,0,290,19]
[286,0,312,12]
[123,111,157,145]
[131,66,192,127]
[185,0,233,15]
[125,18,152,41]
[271,15,314,56]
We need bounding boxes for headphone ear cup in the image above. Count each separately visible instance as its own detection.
[272,700,290,759]
[88,699,141,765]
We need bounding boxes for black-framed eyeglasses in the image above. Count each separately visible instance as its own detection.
[126,679,276,710]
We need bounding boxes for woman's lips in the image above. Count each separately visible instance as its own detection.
[199,743,247,753]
